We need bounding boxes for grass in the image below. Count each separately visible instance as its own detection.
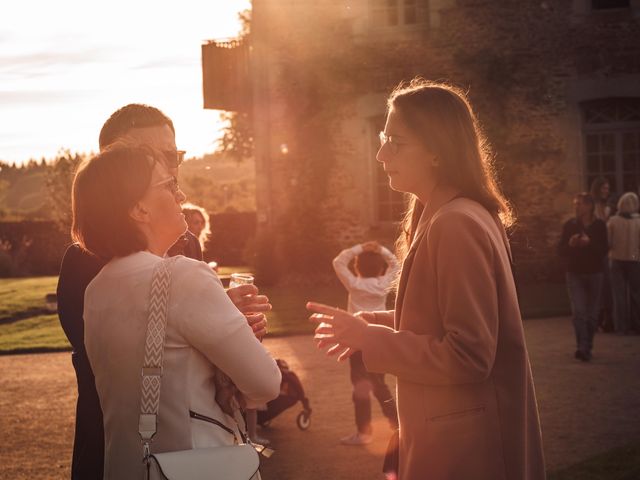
[0,314,70,354]
[0,276,58,322]
[548,440,640,480]
[262,282,347,336]
[0,275,572,354]
[0,274,345,354]
[518,282,571,319]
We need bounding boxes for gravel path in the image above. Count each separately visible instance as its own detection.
[1,316,639,479]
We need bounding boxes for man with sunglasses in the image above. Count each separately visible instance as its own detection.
[56,104,270,479]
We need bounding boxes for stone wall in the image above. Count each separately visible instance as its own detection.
[251,0,640,281]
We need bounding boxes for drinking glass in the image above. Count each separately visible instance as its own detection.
[229,273,254,289]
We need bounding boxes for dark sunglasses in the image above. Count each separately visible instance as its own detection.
[163,150,186,168]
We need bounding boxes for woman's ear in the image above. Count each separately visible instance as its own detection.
[129,201,150,223]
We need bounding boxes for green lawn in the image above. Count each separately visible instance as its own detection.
[0,314,70,354]
[518,282,571,319]
[262,282,347,336]
[0,276,571,354]
[0,276,58,322]
[0,275,346,354]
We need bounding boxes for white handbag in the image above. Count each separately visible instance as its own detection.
[139,258,260,480]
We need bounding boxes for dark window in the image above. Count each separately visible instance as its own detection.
[370,0,429,27]
[582,98,640,195]
[592,0,630,9]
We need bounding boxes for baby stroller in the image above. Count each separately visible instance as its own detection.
[257,358,312,430]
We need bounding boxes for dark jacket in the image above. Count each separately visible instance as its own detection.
[558,218,608,274]
[57,231,203,479]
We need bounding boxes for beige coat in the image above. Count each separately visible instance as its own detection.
[362,187,545,480]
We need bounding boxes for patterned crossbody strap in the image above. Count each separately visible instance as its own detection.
[139,257,177,453]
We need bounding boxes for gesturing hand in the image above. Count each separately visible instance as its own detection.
[307,302,369,362]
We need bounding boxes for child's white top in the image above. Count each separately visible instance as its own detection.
[332,244,400,314]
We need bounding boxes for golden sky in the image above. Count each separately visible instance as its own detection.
[0,0,250,165]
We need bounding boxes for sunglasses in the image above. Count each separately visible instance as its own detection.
[163,150,186,168]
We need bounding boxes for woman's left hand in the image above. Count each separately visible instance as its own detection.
[307,302,369,361]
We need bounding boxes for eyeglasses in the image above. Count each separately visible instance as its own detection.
[153,176,180,195]
[163,150,186,168]
[378,131,403,155]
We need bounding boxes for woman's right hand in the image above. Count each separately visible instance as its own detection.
[226,284,271,339]
[246,313,267,340]
[226,284,272,314]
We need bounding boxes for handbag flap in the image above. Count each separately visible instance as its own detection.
[150,445,259,480]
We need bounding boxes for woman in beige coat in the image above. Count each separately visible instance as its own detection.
[308,79,545,479]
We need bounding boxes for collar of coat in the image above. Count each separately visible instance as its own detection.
[409,184,462,252]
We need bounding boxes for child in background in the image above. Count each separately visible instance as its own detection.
[332,241,400,445]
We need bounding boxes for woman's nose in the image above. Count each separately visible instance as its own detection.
[376,145,386,163]
[176,188,187,204]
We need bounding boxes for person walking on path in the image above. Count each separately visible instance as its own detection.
[332,241,399,446]
[607,192,640,335]
[558,193,608,361]
[308,79,545,480]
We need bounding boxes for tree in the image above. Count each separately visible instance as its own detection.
[46,150,84,233]
[217,111,253,161]
[216,8,253,162]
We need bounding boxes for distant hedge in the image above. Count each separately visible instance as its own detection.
[0,213,257,277]
[0,221,70,277]
[204,212,256,266]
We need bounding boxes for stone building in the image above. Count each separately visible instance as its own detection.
[204,0,640,281]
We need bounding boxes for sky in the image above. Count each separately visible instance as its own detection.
[0,0,250,165]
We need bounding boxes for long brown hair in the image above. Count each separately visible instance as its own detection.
[388,79,514,259]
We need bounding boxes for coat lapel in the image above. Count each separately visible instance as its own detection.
[394,185,462,329]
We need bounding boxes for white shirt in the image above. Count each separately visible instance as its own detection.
[332,244,400,314]
[84,252,280,480]
[608,213,640,261]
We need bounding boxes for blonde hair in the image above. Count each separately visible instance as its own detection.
[617,192,639,215]
[387,78,514,260]
[181,202,211,249]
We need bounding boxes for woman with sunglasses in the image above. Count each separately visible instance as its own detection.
[308,79,545,480]
[73,144,281,479]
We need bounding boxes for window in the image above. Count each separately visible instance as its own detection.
[370,0,429,28]
[591,0,630,9]
[370,116,405,223]
[582,98,640,194]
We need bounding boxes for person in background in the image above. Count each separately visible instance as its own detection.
[607,192,640,335]
[56,104,269,479]
[73,144,280,479]
[590,177,612,222]
[558,193,608,361]
[182,202,211,251]
[332,241,399,445]
[590,176,614,332]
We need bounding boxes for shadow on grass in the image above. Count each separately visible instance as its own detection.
[518,282,570,319]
